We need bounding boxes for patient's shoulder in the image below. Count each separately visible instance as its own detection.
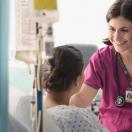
[47,105,105,132]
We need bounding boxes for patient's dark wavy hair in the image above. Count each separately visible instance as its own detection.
[103,0,132,45]
[43,45,84,92]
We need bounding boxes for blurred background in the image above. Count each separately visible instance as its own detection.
[9,0,114,115]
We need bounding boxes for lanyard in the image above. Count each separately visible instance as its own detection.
[114,51,126,107]
[114,48,132,107]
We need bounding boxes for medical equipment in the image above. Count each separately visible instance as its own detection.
[15,0,59,131]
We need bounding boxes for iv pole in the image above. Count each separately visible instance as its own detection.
[31,22,55,132]
[15,0,59,132]
[31,1,58,132]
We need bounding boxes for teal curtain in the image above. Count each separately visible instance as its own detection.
[0,0,10,131]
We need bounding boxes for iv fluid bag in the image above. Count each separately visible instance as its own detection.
[15,0,37,64]
[43,24,54,58]
[15,0,58,64]
[34,0,59,23]
[34,0,57,10]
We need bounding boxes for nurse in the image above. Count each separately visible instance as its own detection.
[70,0,132,131]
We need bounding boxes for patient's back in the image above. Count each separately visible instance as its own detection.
[47,105,106,132]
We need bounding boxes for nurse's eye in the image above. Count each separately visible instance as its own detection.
[121,29,129,32]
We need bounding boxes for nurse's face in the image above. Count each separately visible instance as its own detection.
[108,16,132,54]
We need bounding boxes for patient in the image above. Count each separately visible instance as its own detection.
[43,45,106,132]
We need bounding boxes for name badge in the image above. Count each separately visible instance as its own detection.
[125,90,132,103]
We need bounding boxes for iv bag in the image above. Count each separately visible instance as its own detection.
[15,0,59,64]
[15,0,37,64]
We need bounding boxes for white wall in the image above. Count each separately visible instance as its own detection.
[54,0,114,48]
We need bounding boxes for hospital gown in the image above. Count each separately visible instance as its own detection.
[47,105,107,132]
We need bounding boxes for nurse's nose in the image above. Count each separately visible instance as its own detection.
[113,31,122,43]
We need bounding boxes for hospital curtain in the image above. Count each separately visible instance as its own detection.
[0,0,10,131]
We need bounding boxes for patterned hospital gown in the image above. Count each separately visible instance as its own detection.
[47,105,107,132]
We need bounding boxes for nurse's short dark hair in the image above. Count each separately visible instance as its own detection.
[106,0,132,22]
